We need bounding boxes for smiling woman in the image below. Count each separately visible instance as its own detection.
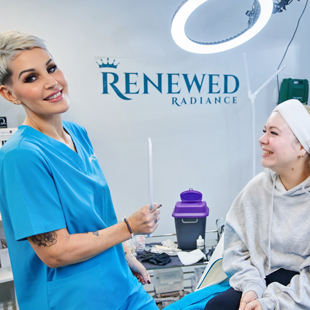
[1,48,70,125]
[259,111,307,182]
[0,31,161,310]
[203,99,310,310]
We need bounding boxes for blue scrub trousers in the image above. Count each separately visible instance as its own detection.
[119,278,158,310]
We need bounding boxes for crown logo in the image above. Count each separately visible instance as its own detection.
[96,58,119,69]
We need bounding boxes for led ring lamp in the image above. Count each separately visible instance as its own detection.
[171,0,274,54]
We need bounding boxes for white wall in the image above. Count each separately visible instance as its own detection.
[0,0,309,235]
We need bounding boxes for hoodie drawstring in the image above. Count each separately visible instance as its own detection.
[268,175,276,271]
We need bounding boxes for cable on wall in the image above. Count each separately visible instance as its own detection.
[276,0,309,93]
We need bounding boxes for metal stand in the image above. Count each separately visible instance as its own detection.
[243,53,286,177]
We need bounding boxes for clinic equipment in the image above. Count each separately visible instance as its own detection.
[172,189,209,251]
[171,0,273,54]
[244,53,286,177]
[278,78,309,104]
[196,235,205,252]
[153,268,184,297]
[148,137,153,237]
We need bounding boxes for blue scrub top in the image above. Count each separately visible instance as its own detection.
[0,121,134,310]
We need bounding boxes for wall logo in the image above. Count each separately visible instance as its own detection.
[96,58,239,107]
[96,58,119,69]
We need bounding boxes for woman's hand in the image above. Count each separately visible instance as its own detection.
[241,300,263,310]
[127,255,151,285]
[239,291,262,310]
[127,203,161,235]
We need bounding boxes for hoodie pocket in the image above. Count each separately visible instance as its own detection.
[47,264,105,310]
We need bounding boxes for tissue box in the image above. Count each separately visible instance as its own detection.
[153,268,184,295]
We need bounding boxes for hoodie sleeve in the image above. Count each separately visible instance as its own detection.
[222,172,271,299]
[258,262,310,310]
[223,221,267,299]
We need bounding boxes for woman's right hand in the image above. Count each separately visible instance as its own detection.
[127,203,161,235]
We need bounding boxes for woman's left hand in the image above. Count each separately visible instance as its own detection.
[239,291,262,310]
[243,300,263,310]
[127,255,151,285]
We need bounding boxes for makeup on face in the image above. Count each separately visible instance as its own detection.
[7,48,69,118]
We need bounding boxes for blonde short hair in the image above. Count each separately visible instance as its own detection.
[0,31,48,85]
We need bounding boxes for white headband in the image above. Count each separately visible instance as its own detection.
[273,99,310,153]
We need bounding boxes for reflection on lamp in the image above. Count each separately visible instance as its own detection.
[171,0,274,54]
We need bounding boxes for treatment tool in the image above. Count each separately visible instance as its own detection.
[148,137,153,237]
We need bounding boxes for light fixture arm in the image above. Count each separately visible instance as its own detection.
[243,53,286,178]
[273,0,296,13]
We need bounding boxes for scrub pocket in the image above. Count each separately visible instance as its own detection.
[47,264,105,310]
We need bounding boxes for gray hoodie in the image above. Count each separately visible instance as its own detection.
[223,169,310,310]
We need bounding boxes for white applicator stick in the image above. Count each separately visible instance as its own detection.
[148,137,153,238]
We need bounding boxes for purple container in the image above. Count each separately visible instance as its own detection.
[172,189,209,250]
[180,188,203,203]
[173,188,209,218]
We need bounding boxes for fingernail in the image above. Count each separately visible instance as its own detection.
[147,280,151,284]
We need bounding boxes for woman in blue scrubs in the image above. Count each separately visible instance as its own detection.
[0,31,160,310]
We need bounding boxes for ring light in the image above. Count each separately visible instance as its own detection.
[171,0,274,54]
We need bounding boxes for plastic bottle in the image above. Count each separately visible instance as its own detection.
[196,235,205,252]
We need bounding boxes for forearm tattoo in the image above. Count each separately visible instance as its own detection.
[30,231,57,247]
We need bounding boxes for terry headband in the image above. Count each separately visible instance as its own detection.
[273,99,310,154]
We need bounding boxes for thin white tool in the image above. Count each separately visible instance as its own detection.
[243,53,286,178]
[148,137,153,237]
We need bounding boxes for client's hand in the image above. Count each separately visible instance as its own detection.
[127,254,151,285]
[239,291,262,310]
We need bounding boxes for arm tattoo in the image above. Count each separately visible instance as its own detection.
[30,231,57,247]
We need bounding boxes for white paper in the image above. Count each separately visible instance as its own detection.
[0,128,17,149]
[177,249,206,266]
[0,248,11,268]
